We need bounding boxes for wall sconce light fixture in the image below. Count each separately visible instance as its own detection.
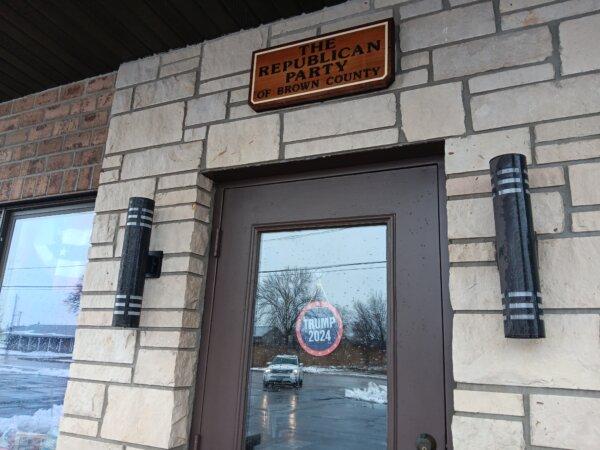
[490,154,545,339]
[112,197,162,328]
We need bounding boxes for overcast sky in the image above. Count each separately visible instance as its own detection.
[257,225,388,316]
[0,210,93,330]
[0,217,388,332]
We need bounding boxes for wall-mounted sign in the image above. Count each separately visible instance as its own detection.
[295,301,343,357]
[249,19,395,111]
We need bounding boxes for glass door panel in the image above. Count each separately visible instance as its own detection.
[244,225,388,449]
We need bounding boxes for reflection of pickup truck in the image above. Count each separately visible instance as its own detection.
[263,354,303,388]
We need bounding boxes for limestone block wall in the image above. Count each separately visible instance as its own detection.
[58,1,600,449]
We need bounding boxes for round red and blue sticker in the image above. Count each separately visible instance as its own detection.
[295,301,343,356]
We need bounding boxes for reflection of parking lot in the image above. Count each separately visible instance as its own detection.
[246,371,387,449]
[0,355,68,418]
[0,354,69,449]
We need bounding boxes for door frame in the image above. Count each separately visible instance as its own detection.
[244,214,397,448]
[190,144,453,449]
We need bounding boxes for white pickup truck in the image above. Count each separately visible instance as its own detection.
[262,354,303,388]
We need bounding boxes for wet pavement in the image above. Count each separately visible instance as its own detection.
[0,356,387,449]
[0,354,69,418]
[246,371,387,449]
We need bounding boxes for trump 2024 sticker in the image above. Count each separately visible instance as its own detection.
[295,301,343,357]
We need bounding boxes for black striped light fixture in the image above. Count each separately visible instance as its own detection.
[489,154,545,339]
[112,197,163,328]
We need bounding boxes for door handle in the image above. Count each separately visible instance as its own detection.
[245,433,261,449]
[416,433,436,450]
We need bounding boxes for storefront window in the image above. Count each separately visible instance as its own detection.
[245,225,388,449]
[0,205,93,450]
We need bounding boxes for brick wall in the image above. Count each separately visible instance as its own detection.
[57,1,600,449]
[0,74,115,202]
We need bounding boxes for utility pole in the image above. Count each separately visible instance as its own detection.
[3,294,18,356]
[9,294,19,333]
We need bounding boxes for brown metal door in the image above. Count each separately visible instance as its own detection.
[191,155,450,450]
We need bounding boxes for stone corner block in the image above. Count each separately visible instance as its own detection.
[161,43,202,65]
[91,213,119,244]
[449,265,500,310]
[83,259,119,292]
[95,178,156,212]
[133,348,196,387]
[451,415,525,449]
[100,385,189,448]
[454,389,524,416]
[133,72,196,109]
[59,416,99,437]
[62,380,106,418]
[57,435,122,450]
[140,330,197,349]
[143,275,202,310]
[73,328,137,364]
[447,196,494,239]
[111,88,133,115]
[116,56,160,88]
[449,242,495,263]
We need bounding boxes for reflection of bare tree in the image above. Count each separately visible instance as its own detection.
[63,276,83,313]
[334,303,352,328]
[349,292,387,364]
[256,268,319,348]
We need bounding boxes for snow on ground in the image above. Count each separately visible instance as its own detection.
[344,382,387,404]
[252,366,386,379]
[0,364,69,378]
[0,405,61,446]
[0,349,72,360]
[302,366,386,379]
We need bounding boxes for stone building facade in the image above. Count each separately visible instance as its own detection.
[5,0,594,449]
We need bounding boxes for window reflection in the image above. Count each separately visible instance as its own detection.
[246,226,388,449]
[0,208,93,450]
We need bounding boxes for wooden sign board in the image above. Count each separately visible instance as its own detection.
[249,19,395,111]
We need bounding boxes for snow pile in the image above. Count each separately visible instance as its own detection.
[344,382,387,404]
[303,366,346,374]
[0,405,62,447]
[252,366,386,379]
[1,350,72,359]
[303,366,385,378]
